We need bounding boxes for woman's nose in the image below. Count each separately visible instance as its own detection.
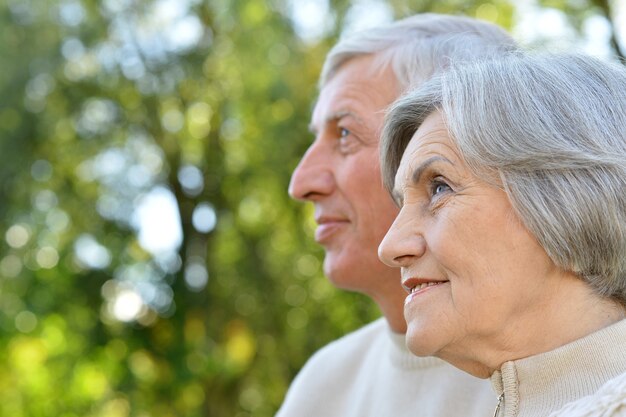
[378,210,427,268]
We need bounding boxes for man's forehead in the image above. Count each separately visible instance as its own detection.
[309,106,367,132]
[312,58,397,114]
[313,80,366,115]
[309,87,391,135]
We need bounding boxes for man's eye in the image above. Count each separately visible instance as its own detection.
[337,127,360,154]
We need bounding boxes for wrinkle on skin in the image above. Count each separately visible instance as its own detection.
[379,111,623,378]
[290,55,406,332]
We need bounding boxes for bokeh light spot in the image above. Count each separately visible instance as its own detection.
[74,364,109,399]
[288,0,332,43]
[235,294,257,316]
[476,3,499,22]
[270,99,293,122]
[187,102,211,124]
[0,254,23,278]
[239,386,263,411]
[296,254,319,277]
[129,350,157,382]
[180,382,206,409]
[31,159,53,182]
[132,187,183,256]
[178,165,204,196]
[58,1,86,27]
[36,247,59,269]
[9,337,48,371]
[286,307,308,329]
[41,318,67,355]
[184,262,208,291]
[284,285,307,307]
[33,190,58,211]
[162,109,184,133]
[225,321,256,369]
[74,234,112,269]
[268,43,290,66]
[5,224,31,249]
[192,203,217,233]
[15,311,38,333]
[112,289,144,322]
[46,209,70,232]
[61,37,85,61]
[186,101,212,139]
[99,397,130,417]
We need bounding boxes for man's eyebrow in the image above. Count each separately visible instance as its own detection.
[308,110,364,134]
[391,156,453,205]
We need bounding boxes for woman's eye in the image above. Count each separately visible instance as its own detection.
[431,181,451,196]
[339,127,350,138]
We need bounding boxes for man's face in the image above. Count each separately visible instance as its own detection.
[289,55,401,298]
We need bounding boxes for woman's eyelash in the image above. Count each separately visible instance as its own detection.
[430,179,451,196]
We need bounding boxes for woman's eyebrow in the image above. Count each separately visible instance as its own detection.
[410,156,452,185]
[392,156,453,204]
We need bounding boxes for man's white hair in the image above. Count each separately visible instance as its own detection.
[319,13,518,89]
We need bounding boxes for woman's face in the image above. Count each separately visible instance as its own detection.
[378,111,564,375]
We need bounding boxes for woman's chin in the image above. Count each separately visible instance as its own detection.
[405,322,443,357]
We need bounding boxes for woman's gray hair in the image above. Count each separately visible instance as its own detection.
[319,13,518,89]
[381,53,626,304]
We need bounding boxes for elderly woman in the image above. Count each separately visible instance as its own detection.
[377,53,626,417]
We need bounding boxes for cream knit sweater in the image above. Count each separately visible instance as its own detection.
[491,318,626,417]
[276,318,495,417]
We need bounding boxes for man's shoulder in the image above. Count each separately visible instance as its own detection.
[286,318,388,386]
[276,318,497,417]
[275,319,388,417]
[306,318,387,364]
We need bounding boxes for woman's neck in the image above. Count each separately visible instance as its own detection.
[439,274,626,378]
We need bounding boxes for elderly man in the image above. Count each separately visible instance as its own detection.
[279,14,517,417]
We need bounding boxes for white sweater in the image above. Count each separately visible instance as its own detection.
[275,318,496,417]
[491,318,626,417]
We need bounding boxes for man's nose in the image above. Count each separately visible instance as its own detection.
[378,209,427,268]
[288,142,334,201]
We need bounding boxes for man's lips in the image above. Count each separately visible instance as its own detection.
[314,217,349,243]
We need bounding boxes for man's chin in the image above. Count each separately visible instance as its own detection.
[322,254,360,291]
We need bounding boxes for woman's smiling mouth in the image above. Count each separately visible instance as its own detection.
[403,279,449,305]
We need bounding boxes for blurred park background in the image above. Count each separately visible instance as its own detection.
[0,0,624,416]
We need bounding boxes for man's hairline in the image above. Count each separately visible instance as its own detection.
[310,53,400,136]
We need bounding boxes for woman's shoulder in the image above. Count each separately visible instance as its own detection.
[550,372,626,417]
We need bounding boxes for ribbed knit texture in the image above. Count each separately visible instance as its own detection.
[490,319,626,417]
[276,318,496,417]
[549,372,626,416]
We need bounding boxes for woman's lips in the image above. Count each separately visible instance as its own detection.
[403,280,449,305]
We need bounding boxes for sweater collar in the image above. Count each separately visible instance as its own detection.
[490,318,626,417]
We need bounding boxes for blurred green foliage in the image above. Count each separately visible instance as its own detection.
[0,0,622,416]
